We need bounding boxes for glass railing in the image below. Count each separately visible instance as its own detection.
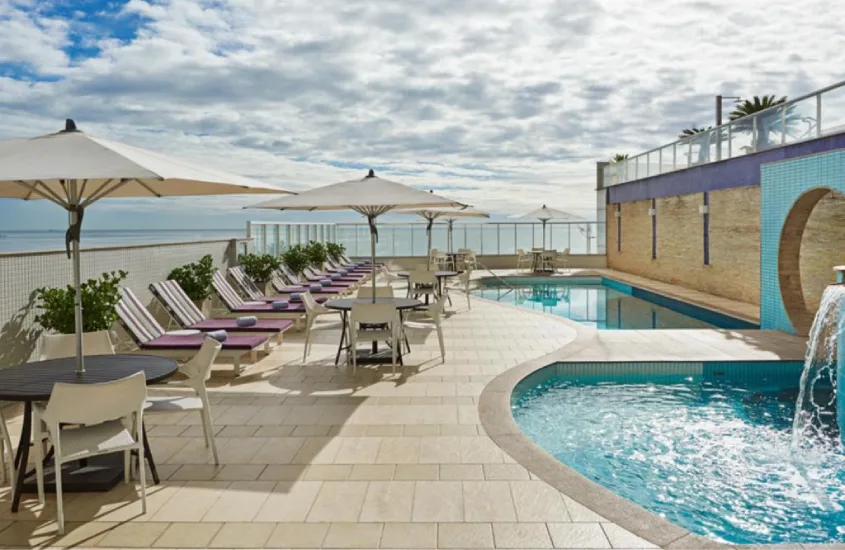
[248,221,604,256]
[603,79,845,186]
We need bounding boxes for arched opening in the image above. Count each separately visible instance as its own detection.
[779,188,845,335]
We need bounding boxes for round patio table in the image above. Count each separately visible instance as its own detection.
[325,298,423,365]
[0,354,178,512]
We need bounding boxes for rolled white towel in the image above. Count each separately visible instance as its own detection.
[272,301,290,310]
[236,316,258,327]
[207,330,228,342]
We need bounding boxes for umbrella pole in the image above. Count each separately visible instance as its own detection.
[426,218,433,270]
[448,221,453,254]
[69,180,85,374]
[542,220,547,249]
[369,218,377,303]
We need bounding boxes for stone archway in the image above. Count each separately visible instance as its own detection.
[778,187,832,336]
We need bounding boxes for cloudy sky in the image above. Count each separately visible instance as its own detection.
[0,0,843,230]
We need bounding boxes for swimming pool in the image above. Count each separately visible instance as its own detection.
[473,277,757,330]
[512,361,845,544]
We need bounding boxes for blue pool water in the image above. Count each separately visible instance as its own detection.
[513,362,845,544]
[473,277,757,330]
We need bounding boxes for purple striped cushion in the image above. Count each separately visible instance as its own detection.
[142,334,266,350]
[189,319,295,332]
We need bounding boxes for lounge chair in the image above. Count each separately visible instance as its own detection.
[150,280,294,347]
[228,266,305,299]
[116,288,267,375]
[279,264,357,289]
[303,265,365,283]
[211,271,312,327]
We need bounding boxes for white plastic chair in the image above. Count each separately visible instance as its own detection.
[38,330,114,361]
[516,249,531,272]
[0,409,15,488]
[458,269,472,310]
[302,292,339,362]
[556,248,571,273]
[542,249,557,272]
[146,339,221,464]
[357,285,394,299]
[348,302,400,375]
[407,270,438,303]
[33,371,148,535]
[408,298,446,363]
[462,250,478,271]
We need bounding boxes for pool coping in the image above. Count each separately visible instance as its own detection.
[478,325,816,550]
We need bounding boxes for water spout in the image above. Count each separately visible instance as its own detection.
[791,268,845,450]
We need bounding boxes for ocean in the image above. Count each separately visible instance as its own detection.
[0,229,245,254]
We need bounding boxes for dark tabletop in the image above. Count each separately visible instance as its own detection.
[0,354,178,401]
[325,298,424,311]
[397,271,459,278]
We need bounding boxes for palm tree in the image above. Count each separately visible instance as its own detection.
[678,127,712,139]
[728,95,801,151]
[611,153,628,162]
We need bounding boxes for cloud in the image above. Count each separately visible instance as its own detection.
[0,0,844,227]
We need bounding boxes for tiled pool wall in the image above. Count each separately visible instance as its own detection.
[512,360,806,403]
[482,276,759,329]
[761,149,845,333]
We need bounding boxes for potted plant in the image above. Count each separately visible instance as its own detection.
[326,242,345,262]
[168,254,215,313]
[304,241,328,269]
[35,270,128,335]
[238,252,282,295]
[280,245,309,280]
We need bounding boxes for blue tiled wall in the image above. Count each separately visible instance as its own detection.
[760,150,845,332]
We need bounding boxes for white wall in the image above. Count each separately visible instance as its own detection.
[0,239,245,368]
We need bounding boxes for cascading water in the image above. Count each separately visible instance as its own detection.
[791,281,845,450]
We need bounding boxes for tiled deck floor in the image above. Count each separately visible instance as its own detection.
[0,274,806,549]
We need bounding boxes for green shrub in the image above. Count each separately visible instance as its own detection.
[238,252,282,283]
[304,241,328,268]
[280,245,310,277]
[326,242,345,261]
[35,270,128,334]
[168,254,215,302]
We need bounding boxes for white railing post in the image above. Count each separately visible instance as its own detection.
[672,144,676,171]
[480,224,484,253]
[817,93,823,136]
[781,107,786,145]
[687,140,692,167]
[727,124,732,158]
[752,116,758,153]
[274,225,280,255]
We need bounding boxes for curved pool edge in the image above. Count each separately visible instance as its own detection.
[477,338,732,550]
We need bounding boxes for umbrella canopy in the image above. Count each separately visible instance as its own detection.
[514,205,584,249]
[392,205,489,258]
[0,119,292,373]
[249,170,466,297]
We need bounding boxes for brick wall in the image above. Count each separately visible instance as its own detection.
[607,187,761,305]
[799,190,845,312]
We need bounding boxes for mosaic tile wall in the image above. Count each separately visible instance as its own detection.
[760,149,845,332]
[0,239,243,368]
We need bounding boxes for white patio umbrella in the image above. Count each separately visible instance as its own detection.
[514,205,584,249]
[248,170,466,298]
[392,204,489,264]
[0,119,292,374]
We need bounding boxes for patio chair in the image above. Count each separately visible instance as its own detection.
[117,287,267,376]
[406,297,446,363]
[302,292,340,362]
[150,280,294,347]
[541,250,557,272]
[517,249,531,272]
[33,372,148,535]
[146,339,222,465]
[462,250,478,271]
[303,265,365,284]
[357,285,394,299]
[348,302,400,375]
[455,269,473,310]
[407,270,438,303]
[0,410,15,488]
[38,330,114,361]
[555,248,571,273]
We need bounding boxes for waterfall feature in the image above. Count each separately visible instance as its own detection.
[792,269,845,449]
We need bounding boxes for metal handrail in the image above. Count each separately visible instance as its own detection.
[604,79,845,186]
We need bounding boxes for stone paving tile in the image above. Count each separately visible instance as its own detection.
[0,283,775,549]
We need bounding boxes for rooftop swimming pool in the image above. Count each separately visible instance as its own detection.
[473,277,757,330]
[513,361,845,544]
